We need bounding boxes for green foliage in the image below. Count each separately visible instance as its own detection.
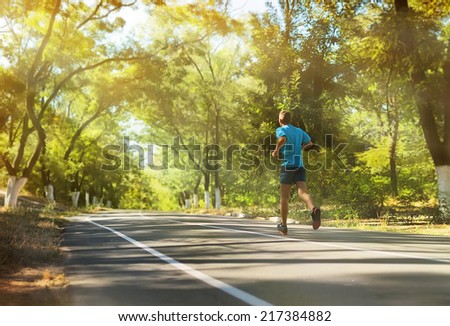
[119,170,178,211]
[224,169,279,208]
[0,1,444,223]
[331,169,389,219]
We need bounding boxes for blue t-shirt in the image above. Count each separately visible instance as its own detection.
[276,124,311,168]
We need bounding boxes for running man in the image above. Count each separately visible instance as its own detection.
[272,110,321,235]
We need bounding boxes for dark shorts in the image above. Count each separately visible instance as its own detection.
[280,166,307,184]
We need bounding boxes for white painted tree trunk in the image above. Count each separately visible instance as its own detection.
[204,191,210,210]
[436,165,450,221]
[85,192,90,207]
[185,199,191,209]
[44,184,55,202]
[193,194,199,208]
[71,191,80,209]
[215,188,221,210]
[92,196,98,206]
[4,176,28,208]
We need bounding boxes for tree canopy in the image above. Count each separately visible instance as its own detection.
[1,0,449,223]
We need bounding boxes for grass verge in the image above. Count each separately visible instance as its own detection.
[0,208,70,305]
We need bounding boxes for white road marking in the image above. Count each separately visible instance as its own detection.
[86,217,273,306]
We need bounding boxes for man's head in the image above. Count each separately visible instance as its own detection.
[279,110,291,126]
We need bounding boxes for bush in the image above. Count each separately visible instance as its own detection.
[331,169,389,218]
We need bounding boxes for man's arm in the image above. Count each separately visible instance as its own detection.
[272,136,286,158]
[302,141,314,150]
[303,141,321,152]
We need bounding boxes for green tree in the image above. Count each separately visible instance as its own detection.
[130,2,258,210]
[248,1,358,206]
[358,0,450,221]
[0,0,163,207]
[394,0,450,221]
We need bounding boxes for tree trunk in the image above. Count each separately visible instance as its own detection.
[193,194,199,209]
[214,103,221,210]
[4,176,28,208]
[204,191,210,210]
[214,168,221,210]
[215,187,221,210]
[388,100,399,197]
[389,135,399,197]
[44,184,55,202]
[385,56,399,197]
[41,167,55,202]
[193,174,201,209]
[436,166,450,221]
[71,191,80,209]
[204,171,210,210]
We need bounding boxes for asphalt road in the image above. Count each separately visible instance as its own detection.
[62,210,450,306]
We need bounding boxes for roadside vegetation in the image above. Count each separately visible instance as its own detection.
[190,204,449,237]
[0,207,69,305]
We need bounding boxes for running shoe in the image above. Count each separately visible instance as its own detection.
[311,207,321,230]
[277,223,288,236]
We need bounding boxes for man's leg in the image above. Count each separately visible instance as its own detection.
[296,181,321,230]
[280,183,291,226]
[296,181,314,210]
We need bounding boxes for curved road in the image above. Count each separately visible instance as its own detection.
[62,210,450,306]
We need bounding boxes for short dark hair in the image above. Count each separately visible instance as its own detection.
[279,110,291,124]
